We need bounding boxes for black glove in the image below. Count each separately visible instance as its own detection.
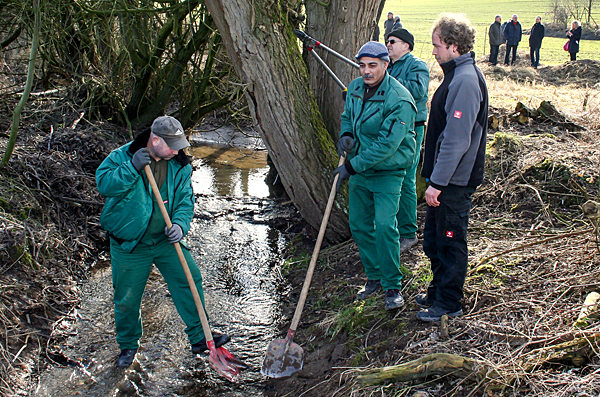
[333,164,350,193]
[165,224,183,244]
[336,136,355,157]
[131,148,151,172]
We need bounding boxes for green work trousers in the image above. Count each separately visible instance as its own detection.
[396,124,425,239]
[110,239,206,349]
[349,171,405,291]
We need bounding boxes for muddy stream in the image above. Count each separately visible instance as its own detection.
[35,132,294,396]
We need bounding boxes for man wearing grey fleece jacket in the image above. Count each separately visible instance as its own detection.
[417,14,488,322]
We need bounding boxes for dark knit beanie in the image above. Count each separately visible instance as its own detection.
[355,41,390,62]
[388,28,414,51]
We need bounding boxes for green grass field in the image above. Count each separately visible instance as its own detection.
[380,0,600,66]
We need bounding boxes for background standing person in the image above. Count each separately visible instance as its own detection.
[96,116,230,367]
[386,28,430,252]
[417,14,488,322]
[567,20,582,61]
[529,16,545,68]
[384,12,395,38]
[334,41,417,311]
[372,19,380,42]
[394,15,403,30]
[488,15,503,65]
[503,14,522,65]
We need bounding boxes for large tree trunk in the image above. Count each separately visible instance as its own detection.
[304,0,385,140]
[204,0,350,242]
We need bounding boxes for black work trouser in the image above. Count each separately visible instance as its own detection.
[504,45,518,65]
[423,184,476,312]
[530,47,540,67]
[489,45,499,65]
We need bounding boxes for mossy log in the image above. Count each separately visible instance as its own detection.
[488,114,500,129]
[356,353,493,386]
[519,333,600,371]
[515,101,539,120]
[537,100,586,131]
[512,101,585,131]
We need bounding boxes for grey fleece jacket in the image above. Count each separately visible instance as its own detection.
[421,52,488,189]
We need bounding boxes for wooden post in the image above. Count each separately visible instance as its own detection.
[483,27,488,56]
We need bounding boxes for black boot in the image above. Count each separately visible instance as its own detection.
[117,348,138,367]
[191,333,231,354]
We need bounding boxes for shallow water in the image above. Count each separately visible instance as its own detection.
[35,145,291,396]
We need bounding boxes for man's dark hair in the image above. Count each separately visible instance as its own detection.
[432,13,476,55]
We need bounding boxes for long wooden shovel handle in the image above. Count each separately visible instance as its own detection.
[289,155,346,332]
[144,165,214,344]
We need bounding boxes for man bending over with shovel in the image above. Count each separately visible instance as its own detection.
[334,41,417,310]
[96,116,230,367]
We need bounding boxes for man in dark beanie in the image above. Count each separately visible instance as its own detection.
[334,41,417,311]
[386,28,430,254]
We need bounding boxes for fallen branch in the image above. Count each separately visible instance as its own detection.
[519,333,600,371]
[356,353,493,386]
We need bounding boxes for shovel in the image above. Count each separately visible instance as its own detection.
[261,155,345,378]
[144,165,247,382]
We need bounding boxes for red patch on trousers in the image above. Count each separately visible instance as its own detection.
[453,110,462,119]
[446,231,454,238]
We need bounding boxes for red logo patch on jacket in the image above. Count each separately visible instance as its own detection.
[453,111,462,119]
[446,231,454,238]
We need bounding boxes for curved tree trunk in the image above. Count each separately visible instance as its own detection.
[204,0,350,242]
[304,0,385,140]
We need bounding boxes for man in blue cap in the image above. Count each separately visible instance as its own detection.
[334,41,417,310]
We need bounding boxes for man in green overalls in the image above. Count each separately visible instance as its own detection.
[334,41,417,310]
[386,28,431,253]
[96,116,229,367]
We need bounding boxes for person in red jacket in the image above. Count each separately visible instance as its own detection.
[503,14,522,66]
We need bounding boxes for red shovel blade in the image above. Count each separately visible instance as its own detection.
[206,341,248,382]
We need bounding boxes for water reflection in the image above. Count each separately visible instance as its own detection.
[181,145,291,395]
[188,146,270,198]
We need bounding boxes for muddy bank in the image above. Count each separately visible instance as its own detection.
[262,112,600,396]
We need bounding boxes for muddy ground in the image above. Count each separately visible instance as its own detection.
[2,58,600,396]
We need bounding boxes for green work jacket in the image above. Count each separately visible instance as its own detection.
[387,52,430,123]
[96,131,194,253]
[340,72,417,174]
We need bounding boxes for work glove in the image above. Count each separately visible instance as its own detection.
[131,148,151,172]
[165,224,183,244]
[333,164,350,193]
[336,136,355,157]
